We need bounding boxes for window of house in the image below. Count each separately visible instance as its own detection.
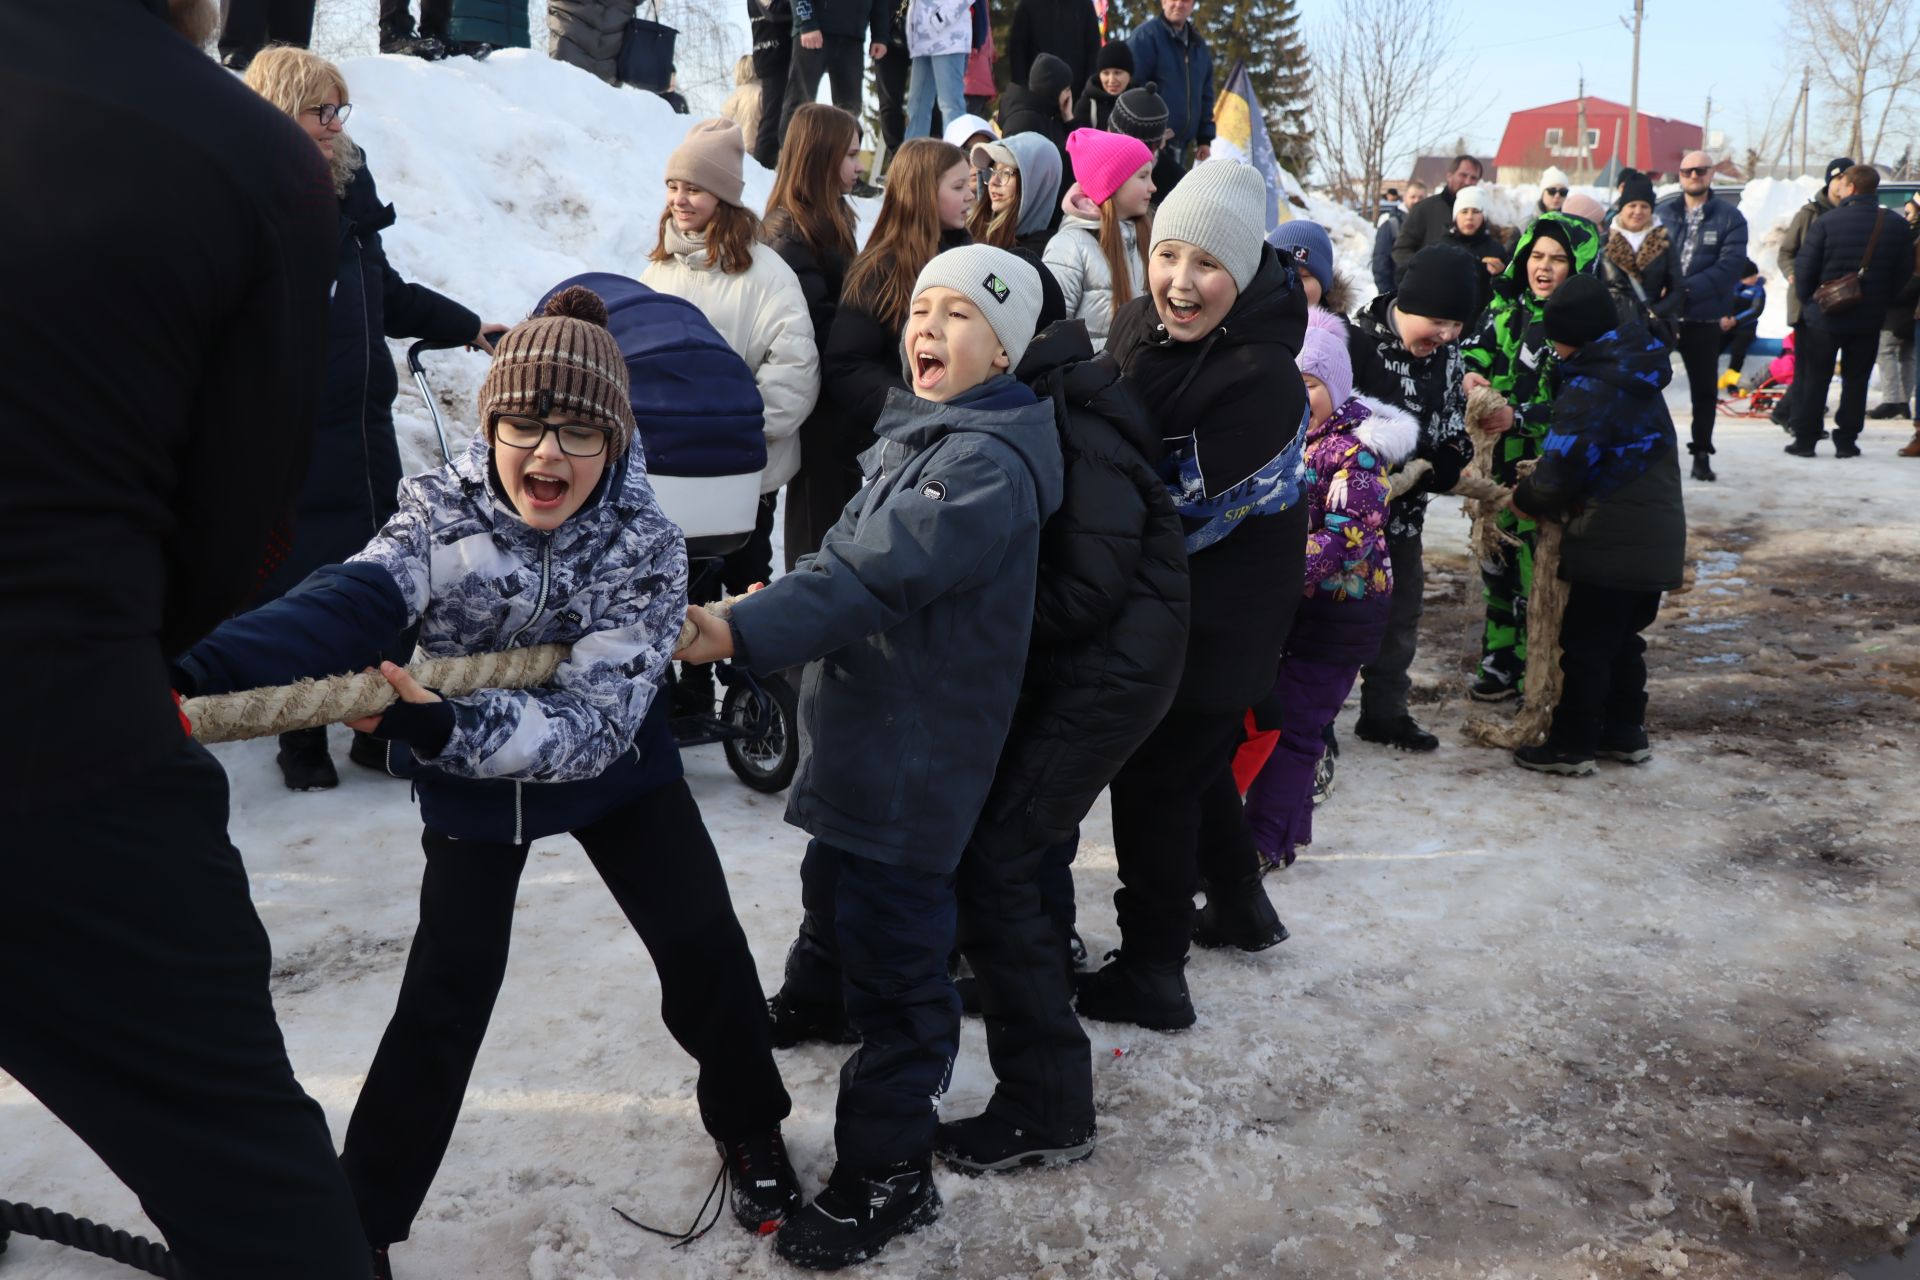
[1545,127,1563,147]
[1585,129,1600,148]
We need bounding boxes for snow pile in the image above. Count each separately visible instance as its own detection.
[1737,176,1822,338]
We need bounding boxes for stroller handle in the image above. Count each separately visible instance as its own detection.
[407,339,476,464]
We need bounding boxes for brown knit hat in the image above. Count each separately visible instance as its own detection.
[477,286,635,455]
[665,118,747,208]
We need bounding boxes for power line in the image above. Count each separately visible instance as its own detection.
[1471,19,1619,52]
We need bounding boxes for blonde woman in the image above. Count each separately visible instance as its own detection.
[243,48,504,791]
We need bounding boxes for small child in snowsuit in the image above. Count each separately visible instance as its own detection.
[677,244,1063,1270]
[1510,274,1686,776]
[1720,258,1765,384]
[1237,307,1417,868]
[170,289,797,1274]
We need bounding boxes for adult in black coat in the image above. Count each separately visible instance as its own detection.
[1089,243,1310,1023]
[1789,169,1919,455]
[766,207,856,567]
[996,54,1076,224]
[1597,176,1683,344]
[1005,0,1100,91]
[1390,154,1483,280]
[0,1,371,1275]
[943,320,1189,1167]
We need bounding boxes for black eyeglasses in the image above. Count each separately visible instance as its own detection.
[1679,165,1711,177]
[303,102,352,126]
[1544,186,1569,196]
[491,414,612,458]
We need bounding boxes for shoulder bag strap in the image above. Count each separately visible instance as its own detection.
[1858,208,1886,273]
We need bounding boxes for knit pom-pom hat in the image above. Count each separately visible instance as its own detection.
[478,286,636,456]
[1297,306,1353,409]
[1066,128,1152,207]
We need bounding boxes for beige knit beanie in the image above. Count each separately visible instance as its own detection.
[666,118,747,208]
[477,286,636,456]
[1151,159,1270,292]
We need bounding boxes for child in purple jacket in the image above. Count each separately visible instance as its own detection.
[1233,308,1417,876]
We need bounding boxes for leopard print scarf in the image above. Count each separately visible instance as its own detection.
[1605,223,1669,279]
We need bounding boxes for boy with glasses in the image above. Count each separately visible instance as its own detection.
[1655,150,1750,481]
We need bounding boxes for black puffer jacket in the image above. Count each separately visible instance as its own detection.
[1346,293,1469,539]
[1795,193,1918,335]
[970,322,1190,852]
[260,157,479,602]
[1107,246,1310,713]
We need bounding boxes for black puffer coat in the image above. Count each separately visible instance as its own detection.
[970,322,1190,853]
[1107,246,1310,713]
[260,157,479,602]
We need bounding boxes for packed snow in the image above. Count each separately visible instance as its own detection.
[5,50,1917,1280]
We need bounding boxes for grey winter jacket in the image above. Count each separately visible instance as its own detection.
[547,0,637,84]
[1042,213,1143,351]
[728,376,1066,873]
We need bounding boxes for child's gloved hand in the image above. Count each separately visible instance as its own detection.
[347,661,444,735]
[675,605,737,665]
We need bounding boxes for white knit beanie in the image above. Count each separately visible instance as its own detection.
[1454,184,1487,213]
[1150,159,1268,292]
[910,245,1045,370]
[1541,165,1571,189]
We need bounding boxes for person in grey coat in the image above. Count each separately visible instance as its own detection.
[678,244,1064,1270]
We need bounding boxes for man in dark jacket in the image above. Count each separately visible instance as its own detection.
[1391,154,1482,280]
[1654,150,1749,479]
[1511,276,1685,777]
[1127,0,1214,195]
[780,0,890,138]
[1788,165,1918,457]
[0,2,370,1276]
[219,0,315,67]
[1006,0,1100,90]
[748,0,794,167]
[1769,157,1851,430]
[996,51,1077,216]
[1371,180,1423,295]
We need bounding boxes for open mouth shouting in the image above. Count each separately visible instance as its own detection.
[1162,294,1204,329]
[521,469,570,509]
[912,346,948,392]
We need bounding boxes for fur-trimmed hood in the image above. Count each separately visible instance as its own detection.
[1348,394,1419,467]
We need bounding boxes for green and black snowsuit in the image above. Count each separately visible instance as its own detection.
[1459,212,1601,690]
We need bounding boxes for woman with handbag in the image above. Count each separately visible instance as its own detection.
[1598,173,1682,349]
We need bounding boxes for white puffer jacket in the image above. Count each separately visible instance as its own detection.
[1041,213,1145,352]
[906,0,972,58]
[642,226,820,492]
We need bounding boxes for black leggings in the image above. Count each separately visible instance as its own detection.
[339,779,790,1245]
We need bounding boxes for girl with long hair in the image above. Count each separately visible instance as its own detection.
[965,132,1062,254]
[762,103,865,567]
[1044,128,1154,351]
[641,118,819,591]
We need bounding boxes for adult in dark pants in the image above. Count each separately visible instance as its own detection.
[781,0,890,138]
[1771,157,1850,429]
[1788,165,1918,458]
[0,2,364,1277]
[748,0,795,168]
[218,0,314,67]
[1654,150,1748,481]
[379,0,450,55]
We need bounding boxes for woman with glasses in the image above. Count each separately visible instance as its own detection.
[170,288,801,1280]
[242,48,506,791]
[1536,165,1571,215]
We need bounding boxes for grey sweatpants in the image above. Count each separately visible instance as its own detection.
[1359,530,1424,722]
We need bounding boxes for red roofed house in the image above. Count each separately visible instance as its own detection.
[1494,97,1701,185]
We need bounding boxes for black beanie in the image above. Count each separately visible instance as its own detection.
[1096,42,1134,75]
[1544,274,1617,346]
[1396,245,1482,323]
[1528,217,1576,262]
[1029,52,1072,100]
[1111,82,1169,144]
[1825,156,1857,183]
[1620,173,1657,208]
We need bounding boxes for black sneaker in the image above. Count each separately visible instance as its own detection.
[767,991,858,1049]
[1355,713,1440,752]
[276,727,338,791]
[1512,743,1597,777]
[1784,441,1819,458]
[1075,951,1195,1031]
[1833,441,1863,458]
[774,1161,941,1270]
[1596,725,1652,764]
[1867,401,1906,419]
[1194,875,1289,951]
[445,40,496,59]
[1689,454,1716,481]
[1469,668,1520,702]
[380,33,448,59]
[371,1247,393,1280]
[1310,749,1336,806]
[936,1112,1094,1175]
[719,1128,801,1235]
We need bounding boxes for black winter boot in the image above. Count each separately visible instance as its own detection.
[719,1128,802,1234]
[1075,951,1195,1031]
[1690,453,1717,481]
[1194,874,1289,951]
[936,1112,1094,1175]
[774,1161,941,1269]
[275,727,338,791]
[1596,724,1652,764]
[1513,742,1597,776]
[766,991,858,1049]
[1355,713,1439,752]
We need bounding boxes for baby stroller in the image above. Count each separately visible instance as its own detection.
[404,273,799,793]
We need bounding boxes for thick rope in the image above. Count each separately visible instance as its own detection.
[1464,459,1568,751]
[0,1200,182,1278]
[1463,385,1518,569]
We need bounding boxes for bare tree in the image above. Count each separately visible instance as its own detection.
[1308,0,1483,215]
[1785,0,1920,162]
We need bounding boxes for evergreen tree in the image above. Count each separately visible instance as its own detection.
[1208,0,1312,175]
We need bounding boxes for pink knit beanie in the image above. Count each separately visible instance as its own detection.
[1066,128,1152,208]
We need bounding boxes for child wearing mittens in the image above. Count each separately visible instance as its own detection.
[1044,127,1155,351]
[1235,308,1418,871]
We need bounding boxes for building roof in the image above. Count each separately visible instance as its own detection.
[1495,99,1701,176]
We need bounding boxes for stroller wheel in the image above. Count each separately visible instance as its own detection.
[722,672,800,793]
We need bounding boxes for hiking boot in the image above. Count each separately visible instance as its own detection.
[1783,441,1819,458]
[370,1247,393,1280]
[774,1161,941,1269]
[1194,874,1290,951]
[1310,749,1336,806]
[1512,743,1597,777]
[1075,951,1195,1031]
[719,1128,801,1234]
[1596,725,1652,764]
[348,729,393,774]
[1900,431,1920,458]
[1689,454,1717,481]
[380,33,448,59]
[1469,667,1520,702]
[936,1112,1094,1175]
[1355,713,1439,752]
[1867,401,1907,419]
[1833,441,1863,458]
[445,40,496,59]
[767,991,858,1049]
[276,727,338,791]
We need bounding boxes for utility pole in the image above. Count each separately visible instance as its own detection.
[1800,66,1811,174]
[1577,73,1590,181]
[1627,0,1644,169]
[1702,90,1712,153]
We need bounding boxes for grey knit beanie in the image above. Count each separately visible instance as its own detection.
[909,245,1045,371]
[1150,160,1268,292]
